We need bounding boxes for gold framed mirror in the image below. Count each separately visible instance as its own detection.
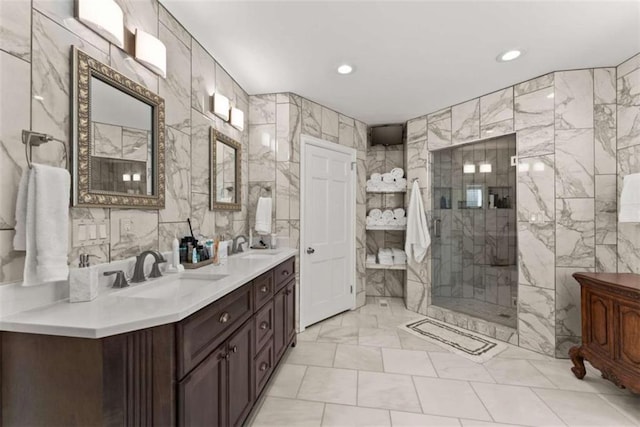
[72,47,165,208]
[210,128,241,211]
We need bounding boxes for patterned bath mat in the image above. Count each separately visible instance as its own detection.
[401,317,507,363]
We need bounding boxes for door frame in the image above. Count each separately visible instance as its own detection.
[299,134,357,331]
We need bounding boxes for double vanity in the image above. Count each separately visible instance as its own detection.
[0,249,297,426]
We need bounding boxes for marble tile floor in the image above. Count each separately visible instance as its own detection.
[432,296,517,329]
[249,297,640,427]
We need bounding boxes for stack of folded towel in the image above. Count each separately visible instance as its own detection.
[366,208,407,227]
[366,254,376,264]
[378,248,394,265]
[367,248,408,266]
[392,248,407,264]
[366,168,407,191]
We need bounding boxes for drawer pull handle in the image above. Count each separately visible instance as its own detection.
[260,321,269,330]
[281,270,290,276]
[225,353,230,361]
[259,362,268,372]
[231,345,238,353]
[285,289,292,295]
[219,312,231,323]
[260,285,268,293]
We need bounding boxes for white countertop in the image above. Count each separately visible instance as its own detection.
[0,248,297,339]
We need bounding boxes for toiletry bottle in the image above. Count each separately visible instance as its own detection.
[271,233,277,249]
[440,195,446,209]
[213,238,220,265]
[172,235,180,268]
[192,247,198,264]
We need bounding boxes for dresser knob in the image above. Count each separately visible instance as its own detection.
[219,312,230,323]
[260,321,269,330]
[259,362,268,372]
[231,345,238,353]
[260,285,268,293]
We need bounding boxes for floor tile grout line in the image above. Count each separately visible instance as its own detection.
[595,392,639,425]
[410,375,426,415]
[467,381,497,423]
[528,386,573,426]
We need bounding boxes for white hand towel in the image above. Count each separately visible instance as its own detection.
[390,168,405,179]
[393,208,405,219]
[18,164,71,286]
[13,170,29,250]
[255,197,272,235]
[382,173,394,183]
[405,180,430,263]
[369,209,383,219]
[371,173,382,182]
[382,209,394,221]
[395,178,407,188]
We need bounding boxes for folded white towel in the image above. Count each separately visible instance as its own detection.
[405,180,431,262]
[390,168,404,179]
[15,164,71,286]
[397,217,408,226]
[382,173,394,183]
[393,208,405,219]
[370,173,382,182]
[395,178,407,187]
[366,254,376,264]
[369,209,383,219]
[255,197,272,235]
[382,209,395,221]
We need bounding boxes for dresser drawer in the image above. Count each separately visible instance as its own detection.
[274,257,295,291]
[177,285,253,378]
[255,301,274,351]
[254,339,274,396]
[253,270,274,311]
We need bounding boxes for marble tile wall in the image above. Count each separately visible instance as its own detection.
[365,144,405,297]
[247,93,368,311]
[0,1,249,287]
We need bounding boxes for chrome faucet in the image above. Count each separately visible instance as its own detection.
[131,250,166,283]
[232,235,248,254]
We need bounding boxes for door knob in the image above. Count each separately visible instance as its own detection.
[306,247,315,254]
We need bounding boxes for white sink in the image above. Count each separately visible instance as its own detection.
[115,274,227,300]
[239,250,283,260]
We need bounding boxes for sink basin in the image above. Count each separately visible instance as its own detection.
[239,250,283,260]
[115,274,228,300]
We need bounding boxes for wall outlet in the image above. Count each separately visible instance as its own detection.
[120,218,133,237]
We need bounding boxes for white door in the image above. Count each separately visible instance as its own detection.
[301,136,355,328]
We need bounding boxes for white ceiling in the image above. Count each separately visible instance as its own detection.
[161,0,640,125]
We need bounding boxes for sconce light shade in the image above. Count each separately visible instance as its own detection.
[463,164,475,174]
[213,93,230,121]
[230,107,244,131]
[135,29,167,78]
[619,173,640,223]
[479,163,492,173]
[77,0,124,48]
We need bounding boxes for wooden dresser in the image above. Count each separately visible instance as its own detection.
[570,273,640,394]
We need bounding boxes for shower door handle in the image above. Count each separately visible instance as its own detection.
[433,219,441,238]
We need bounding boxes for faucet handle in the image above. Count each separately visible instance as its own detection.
[104,270,129,288]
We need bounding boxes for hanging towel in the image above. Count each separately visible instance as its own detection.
[255,197,272,235]
[15,164,70,286]
[405,180,430,263]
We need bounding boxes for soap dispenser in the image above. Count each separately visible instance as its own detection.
[69,253,100,303]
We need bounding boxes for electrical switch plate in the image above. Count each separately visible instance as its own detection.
[78,225,87,242]
[88,224,97,240]
[99,223,107,239]
[120,218,133,237]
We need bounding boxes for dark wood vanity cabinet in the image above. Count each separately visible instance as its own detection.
[570,273,640,394]
[0,256,297,427]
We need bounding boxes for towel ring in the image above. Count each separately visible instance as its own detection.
[22,130,69,170]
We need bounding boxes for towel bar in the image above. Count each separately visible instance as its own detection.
[22,130,69,170]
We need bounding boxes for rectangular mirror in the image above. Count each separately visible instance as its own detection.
[72,47,165,208]
[210,128,241,211]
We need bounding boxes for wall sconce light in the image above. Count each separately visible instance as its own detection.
[77,0,124,48]
[230,107,244,131]
[619,173,640,222]
[518,162,530,173]
[122,174,131,182]
[132,173,141,182]
[533,162,545,172]
[479,163,492,173]
[463,164,476,174]
[134,29,167,78]
[212,93,230,121]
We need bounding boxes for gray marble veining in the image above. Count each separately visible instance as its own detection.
[514,87,554,131]
[355,121,367,154]
[249,124,276,182]
[339,114,355,127]
[518,222,555,289]
[0,51,30,229]
[275,162,291,220]
[407,117,427,143]
[301,99,322,138]
[451,99,480,144]
[617,67,640,107]
[518,284,555,356]
[190,109,212,194]
[594,104,617,174]
[321,107,339,137]
[555,267,590,337]
[556,198,595,268]
[0,230,25,283]
[276,103,291,162]
[0,0,31,61]
[115,0,158,37]
[92,123,122,158]
[595,174,617,245]
[514,73,554,97]
[516,155,555,222]
[250,94,276,125]
[616,104,640,150]
[554,70,594,130]
[480,88,513,126]
[617,222,640,273]
[555,129,594,198]
[158,4,190,47]
[109,45,158,93]
[617,52,640,79]
[595,244,617,273]
[110,209,159,260]
[190,192,216,237]
[159,23,191,134]
[339,123,354,148]
[517,125,554,158]
[427,118,452,151]
[122,128,150,161]
[480,119,513,140]
[160,127,191,222]
[427,107,451,123]
[594,68,617,105]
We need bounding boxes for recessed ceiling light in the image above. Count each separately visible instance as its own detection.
[337,64,353,75]
[497,50,522,62]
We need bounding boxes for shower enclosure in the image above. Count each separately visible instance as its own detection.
[431,134,517,328]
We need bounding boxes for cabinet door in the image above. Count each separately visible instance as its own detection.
[227,319,255,427]
[285,280,296,344]
[618,303,640,368]
[587,291,613,357]
[273,286,287,360]
[178,346,226,427]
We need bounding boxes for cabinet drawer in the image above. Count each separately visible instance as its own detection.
[254,339,274,396]
[253,271,274,311]
[255,301,274,351]
[274,257,295,290]
[178,285,253,378]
